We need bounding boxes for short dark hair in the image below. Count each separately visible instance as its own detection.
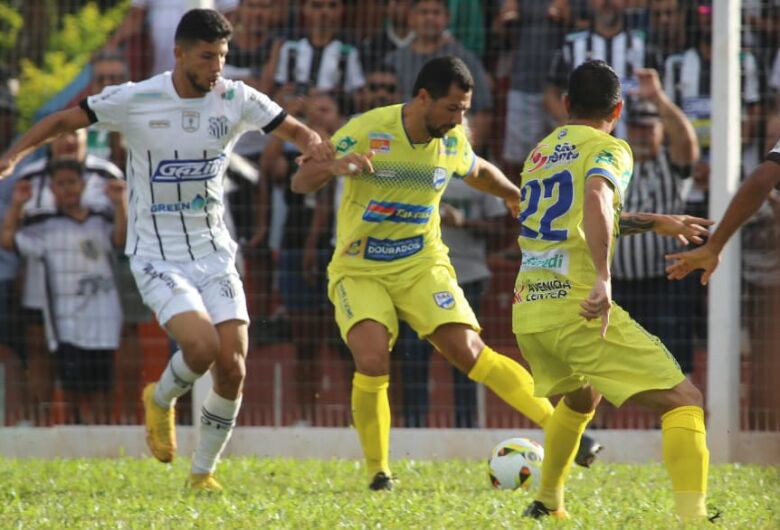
[174,9,233,45]
[567,60,622,120]
[48,158,85,178]
[412,56,473,99]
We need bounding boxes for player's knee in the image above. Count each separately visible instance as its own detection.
[179,332,220,369]
[215,354,246,391]
[676,379,703,408]
[352,349,389,376]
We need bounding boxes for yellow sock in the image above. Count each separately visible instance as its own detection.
[536,399,594,510]
[468,346,554,427]
[351,372,391,477]
[661,406,709,520]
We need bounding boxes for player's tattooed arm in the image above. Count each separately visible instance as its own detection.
[618,212,655,235]
[620,212,713,245]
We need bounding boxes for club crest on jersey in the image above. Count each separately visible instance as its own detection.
[432,167,448,190]
[433,291,455,309]
[182,111,200,133]
[152,154,226,182]
[209,116,229,139]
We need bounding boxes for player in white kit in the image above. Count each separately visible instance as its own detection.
[0,9,330,491]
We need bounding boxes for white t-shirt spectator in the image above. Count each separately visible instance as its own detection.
[15,213,122,351]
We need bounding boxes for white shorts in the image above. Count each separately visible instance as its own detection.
[129,247,249,326]
[502,90,555,164]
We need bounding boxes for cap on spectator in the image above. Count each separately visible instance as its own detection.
[627,97,659,126]
[0,89,17,115]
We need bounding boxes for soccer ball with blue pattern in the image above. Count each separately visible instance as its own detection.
[488,437,544,491]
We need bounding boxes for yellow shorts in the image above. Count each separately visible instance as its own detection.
[329,263,480,350]
[514,304,685,406]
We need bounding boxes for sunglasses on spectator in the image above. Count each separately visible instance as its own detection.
[368,82,397,92]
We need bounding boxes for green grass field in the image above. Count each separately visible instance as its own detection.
[1,457,777,529]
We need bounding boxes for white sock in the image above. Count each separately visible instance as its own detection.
[192,390,242,474]
[153,350,200,408]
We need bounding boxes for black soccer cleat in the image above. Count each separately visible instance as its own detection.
[708,508,723,524]
[574,434,603,468]
[368,471,394,491]
[522,500,569,520]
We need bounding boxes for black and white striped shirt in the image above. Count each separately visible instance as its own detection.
[663,47,760,152]
[548,29,663,139]
[613,150,688,280]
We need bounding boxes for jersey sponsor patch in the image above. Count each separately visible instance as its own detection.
[336,136,357,154]
[440,136,458,156]
[368,132,393,153]
[151,194,219,213]
[364,235,423,261]
[362,200,433,224]
[433,291,455,309]
[520,249,570,274]
[515,278,572,302]
[152,155,226,183]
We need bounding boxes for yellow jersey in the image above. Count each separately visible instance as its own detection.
[328,104,476,279]
[512,125,633,333]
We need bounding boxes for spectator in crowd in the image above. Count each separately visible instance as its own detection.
[261,91,344,425]
[446,0,486,58]
[545,0,663,139]
[14,130,122,424]
[740,186,780,430]
[272,0,366,115]
[360,0,416,73]
[105,0,239,76]
[86,51,130,165]
[663,2,761,173]
[495,0,575,177]
[2,159,127,424]
[0,87,20,417]
[612,68,700,376]
[648,0,687,61]
[86,50,149,423]
[385,0,493,153]
[224,0,287,95]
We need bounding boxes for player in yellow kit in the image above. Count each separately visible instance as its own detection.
[292,56,602,491]
[513,61,711,521]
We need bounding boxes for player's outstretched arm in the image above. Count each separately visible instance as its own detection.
[581,177,615,337]
[463,156,522,218]
[0,107,92,180]
[290,150,375,194]
[619,212,713,245]
[1,180,31,250]
[666,159,780,283]
[271,114,334,163]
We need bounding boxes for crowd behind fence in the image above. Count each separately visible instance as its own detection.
[0,0,777,430]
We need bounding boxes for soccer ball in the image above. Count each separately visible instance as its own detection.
[488,437,544,491]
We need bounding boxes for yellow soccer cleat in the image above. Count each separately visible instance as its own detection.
[187,473,224,493]
[142,383,176,463]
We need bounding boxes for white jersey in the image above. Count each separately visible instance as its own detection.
[18,154,121,310]
[14,212,122,351]
[83,72,286,262]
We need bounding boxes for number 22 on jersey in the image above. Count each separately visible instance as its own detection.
[518,169,574,241]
